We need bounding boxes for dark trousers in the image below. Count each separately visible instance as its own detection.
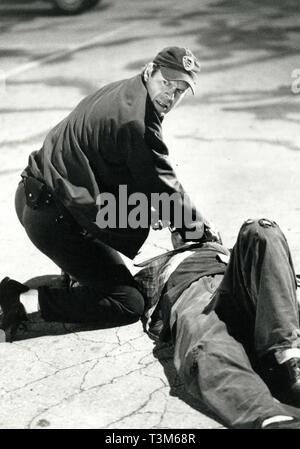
[15,182,144,326]
[172,219,300,428]
[215,218,300,359]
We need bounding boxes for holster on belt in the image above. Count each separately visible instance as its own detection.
[23,176,52,209]
[22,176,89,237]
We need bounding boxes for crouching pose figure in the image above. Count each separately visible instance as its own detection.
[0,46,219,343]
[134,218,300,429]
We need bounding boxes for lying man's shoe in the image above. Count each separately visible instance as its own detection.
[0,277,29,342]
[259,354,300,408]
[279,357,300,407]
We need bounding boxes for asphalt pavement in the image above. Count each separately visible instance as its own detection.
[0,0,300,429]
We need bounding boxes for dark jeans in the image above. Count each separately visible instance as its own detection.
[215,218,300,359]
[15,182,144,325]
[171,219,300,428]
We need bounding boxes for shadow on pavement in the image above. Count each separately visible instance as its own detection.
[152,339,300,429]
[152,341,226,428]
[168,2,300,67]
[13,312,104,341]
[11,274,130,341]
[4,0,299,73]
[123,0,300,75]
[0,0,112,48]
[3,0,300,98]
[9,273,300,428]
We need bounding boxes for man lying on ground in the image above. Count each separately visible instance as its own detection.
[134,218,300,429]
[1,217,300,428]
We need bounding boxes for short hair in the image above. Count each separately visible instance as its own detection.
[142,62,160,77]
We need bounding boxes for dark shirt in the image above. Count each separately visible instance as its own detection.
[159,244,229,340]
[135,242,230,340]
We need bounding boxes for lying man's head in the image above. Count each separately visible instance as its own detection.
[143,46,201,115]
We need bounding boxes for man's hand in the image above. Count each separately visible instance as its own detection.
[151,219,171,230]
[169,222,222,247]
[150,207,171,231]
[203,223,223,244]
[170,229,186,249]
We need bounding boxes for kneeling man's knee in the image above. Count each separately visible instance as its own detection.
[121,285,145,317]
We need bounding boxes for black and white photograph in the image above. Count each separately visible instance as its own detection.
[1,0,300,433]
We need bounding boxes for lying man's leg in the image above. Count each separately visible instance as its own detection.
[171,275,294,428]
[214,218,300,406]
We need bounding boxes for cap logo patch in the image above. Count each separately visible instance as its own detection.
[182,49,195,71]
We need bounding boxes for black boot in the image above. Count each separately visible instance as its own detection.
[280,357,300,406]
[0,277,29,342]
[260,354,300,408]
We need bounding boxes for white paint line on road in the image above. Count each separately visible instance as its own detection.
[4,24,134,80]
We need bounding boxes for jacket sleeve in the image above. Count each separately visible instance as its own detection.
[120,121,209,241]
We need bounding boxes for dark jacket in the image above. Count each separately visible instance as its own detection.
[23,74,206,258]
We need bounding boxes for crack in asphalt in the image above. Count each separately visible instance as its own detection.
[3,331,137,394]
[79,359,99,392]
[26,350,165,429]
[155,390,169,428]
[13,341,60,370]
[103,385,168,429]
[71,330,120,346]
[2,328,164,428]
[5,355,103,395]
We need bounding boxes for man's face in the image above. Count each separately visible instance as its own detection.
[146,69,189,115]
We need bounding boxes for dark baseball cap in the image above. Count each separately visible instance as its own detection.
[153,46,201,94]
